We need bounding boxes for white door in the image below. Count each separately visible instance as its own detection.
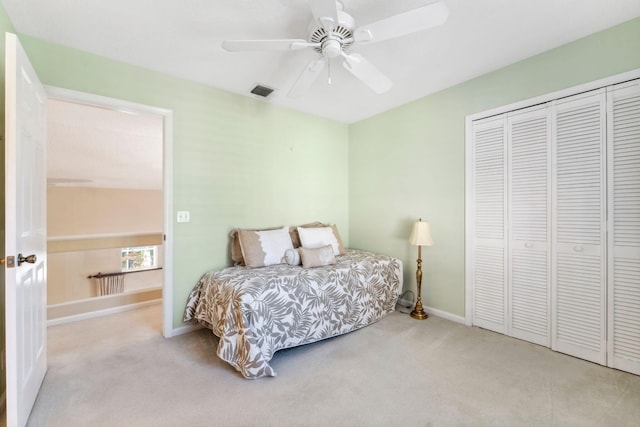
[551,89,607,365]
[471,116,508,334]
[5,32,48,427]
[507,105,552,347]
[607,79,640,375]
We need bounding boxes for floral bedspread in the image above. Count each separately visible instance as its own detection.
[183,249,402,379]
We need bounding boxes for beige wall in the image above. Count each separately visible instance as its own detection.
[48,248,163,304]
[48,186,162,237]
[48,186,163,304]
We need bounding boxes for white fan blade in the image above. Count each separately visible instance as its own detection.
[288,58,326,98]
[309,0,339,33]
[353,1,449,44]
[222,39,314,52]
[342,53,392,94]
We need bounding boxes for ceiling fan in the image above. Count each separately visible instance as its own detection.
[222,0,449,98]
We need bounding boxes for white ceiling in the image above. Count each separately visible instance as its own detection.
[47,99,163,190]
[3,0,640,124]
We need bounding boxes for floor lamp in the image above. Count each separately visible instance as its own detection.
[409,219,433,320]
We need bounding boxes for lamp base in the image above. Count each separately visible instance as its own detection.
[410,307,428,320]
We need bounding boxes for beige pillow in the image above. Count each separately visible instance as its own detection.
[229,229,245,265]
[238,226,293,268]
[230,225,284,265]
[299,245,336,268]
[231,222,338,265]
[297,225,346,255]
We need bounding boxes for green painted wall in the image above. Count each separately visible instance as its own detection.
[0,2,17,405]
[16,35,349,329]
[349,17,640,317]
[3,3,639,333]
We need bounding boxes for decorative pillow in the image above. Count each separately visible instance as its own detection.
[290,221,329,248]
[299,245,336,268]
[238,226,294,268]
[231,226,286,265]
[297,225,346,256]
[229,229,245,265]
[230,222,339,265]
[283,248,301,266]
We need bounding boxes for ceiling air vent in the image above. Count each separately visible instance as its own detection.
[250,84,275,98]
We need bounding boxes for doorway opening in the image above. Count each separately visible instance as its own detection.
[44,87,173,337]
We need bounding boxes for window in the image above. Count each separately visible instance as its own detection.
[121,246,158,272]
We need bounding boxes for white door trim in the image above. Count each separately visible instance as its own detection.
[44,86,175,338]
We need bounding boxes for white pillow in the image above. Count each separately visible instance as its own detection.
[297,226,342,256]
[238,226,293,267]
[283,248,301,266]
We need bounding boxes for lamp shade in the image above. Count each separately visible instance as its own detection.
[409,220,433,246]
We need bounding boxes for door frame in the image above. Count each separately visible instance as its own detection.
[45,86,174,338]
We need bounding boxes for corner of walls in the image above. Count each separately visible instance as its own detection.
[347,16,640,319]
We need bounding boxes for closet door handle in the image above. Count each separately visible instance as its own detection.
[573,245,584,253]
[524,242,533,249]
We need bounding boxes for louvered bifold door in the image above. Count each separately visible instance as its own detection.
[607,79,640,375]
[551,90,607,365]
[507,106,551,347]
[471,117,508,334]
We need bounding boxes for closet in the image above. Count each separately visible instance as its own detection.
[468,78,640,375]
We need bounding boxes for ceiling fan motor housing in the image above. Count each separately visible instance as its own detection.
[309,9,355,56]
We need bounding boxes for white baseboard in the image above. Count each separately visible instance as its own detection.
[47,299,162,326]
[397,297,466,324]
[424,306,466,324]
[168,323,202,338]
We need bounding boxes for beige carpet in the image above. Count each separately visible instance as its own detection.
[25,304,640,427]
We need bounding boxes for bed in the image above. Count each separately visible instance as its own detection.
[184,247,403,379]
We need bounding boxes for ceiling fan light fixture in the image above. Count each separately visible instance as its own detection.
[308,7,355,55]
[322,39,342,58]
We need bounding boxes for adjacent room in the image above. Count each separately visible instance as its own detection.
[0,0,639,426]
[46,98,164,325]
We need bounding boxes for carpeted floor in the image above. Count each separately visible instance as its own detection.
[25,304,640,426]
